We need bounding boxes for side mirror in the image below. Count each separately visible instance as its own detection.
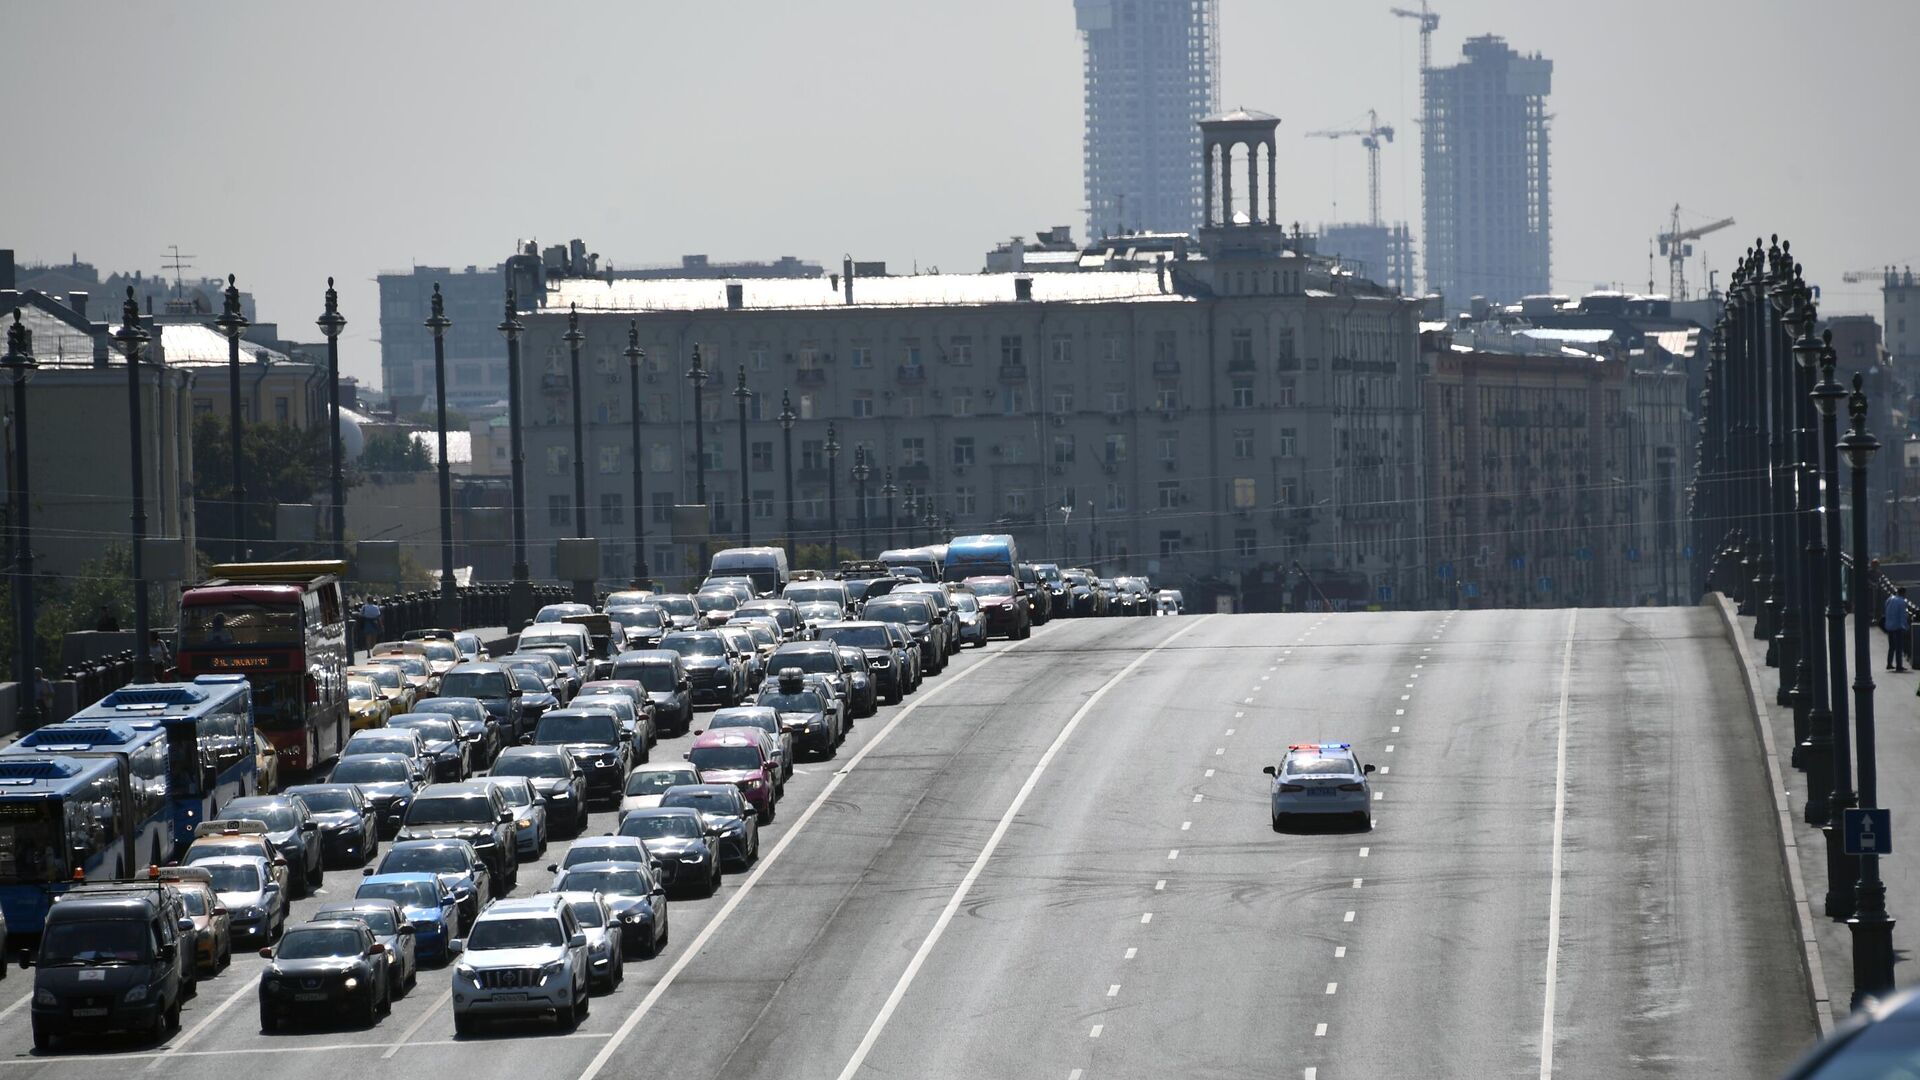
[212,906,229,917]
[258,947,275,959]
[362,866,376,876]
[178,917,195,933]
[1261,765,1277,776]
[398,924,415,935]
[302,821,317,833]
[568,933,588,949]
[448,938,465,956]
[651,885,665,897]
[369,942,387,955]
[1363,763,1376,774]
[545,864,559,874]
[519,735,533,745]
[273,857,288,868]
[499,809,515,824]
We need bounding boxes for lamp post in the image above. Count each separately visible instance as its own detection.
[426,285,459,625]
[825,423,841,568]
[317,278,347,558]
[113,289,153,682]
[1841,372,1895,1005]
[499,291,533,626]
[1766,243,1803,724]
[624,322,649,587]
[778,391,796,563]
[687,346,709,508]
[1813,332,1856,918]
[852,447,871,559]
[882,469,897,551]
[734,367,751,546]
[562,306,591,605]
[1785,267,1831,822]
[214,275,249,561]
[3,311,38,728]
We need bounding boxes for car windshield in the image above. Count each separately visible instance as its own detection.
[346,734,415,756]
[694,594,737,613]
[661,635,726,658]
[771,650,836,673]
[381,847,466,874]
[204,862,261,892]
[374,656,429,677]
[491,753,567,780]
[180,602,300,650]
[662,789,741,815]
[758,691,824,713]
[1285,756,1355,776]
[510,670,548,693]
[488,779,535,806]
[223,804,298,832]
[568,901,606,928]
[41,920,151,965]
[535,605,588,623]
[711,713,774,734]
[626,769,696,796]
[176,889,208,915]
[321,908,396,935]
[405,797,491,825]
[655,597,697,618]
[968,579,1014,597]
[864,602,923,624]
[617,664,677,692]
[538,714,618,744]
[612,606,665,629]
[951,593,980,612]
[621,815,702,841]
[397,718,458,743]
[420,642,459,663]
[293,789,358,813]
[821,625,890,649]
[348,681,376,701]
[331,758,411,783]
[357,880,438,908]
[356,668,404,690]
[440,671,510,698]
[689,745,764,771]
[557,869,647,896]
[468,917,564,950]
[276,927,364,960]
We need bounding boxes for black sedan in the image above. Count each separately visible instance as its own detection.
[284,784,379,868]
[258,920,390,1031]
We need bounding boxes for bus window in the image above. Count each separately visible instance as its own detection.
[169,727,203,797]
[0,803,60,882]
[181,603,301,649]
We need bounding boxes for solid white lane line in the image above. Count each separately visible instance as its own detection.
[1089,1024,1104,1038]
[150,973,261,1064]
[0,991,32,1025]
[1540,609,1578,1080]
[381,988,451,1059]
[1107,984,1121,998]
[1315,1023,1328,1037]
[1124,947,1137,960]
[576,625,1045,1080]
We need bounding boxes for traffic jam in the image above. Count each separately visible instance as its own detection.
[0,539,1185,1053]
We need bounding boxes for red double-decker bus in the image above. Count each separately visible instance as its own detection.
[175,561,350,775]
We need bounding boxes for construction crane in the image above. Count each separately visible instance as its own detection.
[1390,1,1440,75]
[1306,110,1396,227]
[1657,205,1733,302]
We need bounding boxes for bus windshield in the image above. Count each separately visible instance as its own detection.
[181,603,301,649]
[0,802,62,883]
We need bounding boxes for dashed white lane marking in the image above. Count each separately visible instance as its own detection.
[1234,710,1245,718]
[1325,982,1339,995]
[1225,728,1235,736]
[1181,821,1192,831]
[1353,877,1364,888]
[1244,697,1255,704]
[1204,768,1215,778]
[1261,675,1270,682]
[1359,846,1370,857]
[1400,694,1411,701]
[1193,793,1203,803]
[1107,984,1121,998]
[1540,608,1579,1080]
[1373,791,1384,801]
[1141,912,1154,924]
[1070,1070,1084,1080]
[1385,745,1395,753]
[1344,911,1356,922]
[1396,708,1405,716]
[1156,878,1167,889]
[1335,946,1347,958]
[380,987,452,1060]
[1315,1023,1329,1037]
[1404,683,1414,688]
[1168,849,1180,860]
[1090,1024,1104,1038]
[1125,947,1138,959]
[1390,726,1401,734]
[1214,747,1225,756]
[1415,663,1424,669]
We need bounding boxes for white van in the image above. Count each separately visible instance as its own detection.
[708,547,790,597]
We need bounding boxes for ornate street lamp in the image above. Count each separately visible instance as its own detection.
[624,323,649,587]
[426,286,459,625]
[1784,266,1830,818]
[687,345,709,509]
[3,311,39,728]
[825,422,841,568]
[882,468,897,551]
[113,289,153,681]
[499,291,533,625]
[316,278,347,557]
[1812,331,1856,919]
[214,275,249,560]
[1841,372,1895,1005]
[778,391,796,562]
[734,367,752,546]
[852,446,872,559]
[562,305,592,605]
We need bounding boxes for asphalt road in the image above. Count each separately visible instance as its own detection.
[0,607,1817,1078]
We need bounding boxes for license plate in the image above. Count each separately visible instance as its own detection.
[490,992,527,1002]
[72,1008,108,1017]
[1307,789,1336,797]
[294,993,327,1002]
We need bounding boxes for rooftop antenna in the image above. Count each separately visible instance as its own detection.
[161,245,196,298]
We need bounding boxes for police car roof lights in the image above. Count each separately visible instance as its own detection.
[1286,743,1353,753]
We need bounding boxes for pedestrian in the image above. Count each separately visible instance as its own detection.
[1885,586,1911,672]
[32,667,52,720]
[359,598,383,654]
[94,605,120,633]
[147,631,171,677]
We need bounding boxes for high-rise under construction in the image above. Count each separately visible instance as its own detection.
[1074,0,1219,241]
[1423,34,1553,307]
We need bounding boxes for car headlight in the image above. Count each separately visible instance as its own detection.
[123,984,149,1003]
[34,989,56,1006]
[455,964,476,981]
[550,790,571,799]
[343,976,360,990]
[678,851,705,861]
[517,818,533,829]
[240,906,265,920]
[539,958,568,984]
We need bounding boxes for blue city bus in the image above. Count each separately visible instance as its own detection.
[4,721,175,872]
[67,675,259,851]
[0,755,140,940]
[943,534,1019,582]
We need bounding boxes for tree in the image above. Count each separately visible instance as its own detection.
[192,414,340,549]
[359,430,430,473]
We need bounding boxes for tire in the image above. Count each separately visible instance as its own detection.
[306,853,324,891]
[613,949,625,985]
[1357,813,1373,832]
[163,997,181,1036]
[701,865,720,899]
[762,800,776,825]
[363,988,381,1028]
[33,1021,55,1052]
[405,963,418,993]
[454,1012,477,1038]
[1271,814,1286,833]
[259,1006,277,1034]
[218,939,231,971]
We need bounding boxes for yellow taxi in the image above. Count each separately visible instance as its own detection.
[180,819,292,899]
[349,664,416,716]
[158,866,232,974]
[348,675,392,731]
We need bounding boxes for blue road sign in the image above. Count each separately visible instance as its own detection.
[1845,808,1892,856]
[1377,586,1394,601]
[1437,562,1454,580]
[1537,576,1553,593]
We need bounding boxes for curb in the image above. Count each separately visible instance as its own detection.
[1708,592,1837,1036]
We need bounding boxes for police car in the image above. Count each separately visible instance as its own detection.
[1263,743,1375,831]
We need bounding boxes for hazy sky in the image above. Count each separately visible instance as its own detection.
[5,1,1916,386]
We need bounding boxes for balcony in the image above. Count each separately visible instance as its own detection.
[540,373,571,392]
[1152,359,1181,377]
[896,364,926,385]
[1227,357,1255,374]
[796,368,827,386]
[897,463,931,485]
[998,363,1028,382]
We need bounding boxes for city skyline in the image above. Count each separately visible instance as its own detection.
[3,0,1914,389]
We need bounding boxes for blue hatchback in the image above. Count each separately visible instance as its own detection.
[356,872,461,965]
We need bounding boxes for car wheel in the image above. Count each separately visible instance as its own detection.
[1357,813,1373,832]
[405,962,418,993]
[258,1006,278,1034]
[1271,814,1286,832]
[163,996,182,1036]
[613,947,625,985]
[702,865,721,899]
[307,855,324,891]
[454,1012,477,1038]
[762,800,776,825]
[219,939,232,970]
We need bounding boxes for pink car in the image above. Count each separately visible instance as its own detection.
[684,729,778,821]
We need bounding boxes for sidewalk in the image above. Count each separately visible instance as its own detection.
[1719,596,1916,1028]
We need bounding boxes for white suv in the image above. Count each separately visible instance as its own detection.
[450,895,591,1034]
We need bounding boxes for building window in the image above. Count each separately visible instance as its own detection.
[1105,482,1127,511]
[949,337,973,366]
[1232,477,1257,509]
[1231,378,1254,408]
[1235,528,1257,557]
[594,445,619,473]
[1278,428,1297,458]
[600,494,623,525]
[1052,435,1076,464]
[1159,530,1182,557]
[651,543,673,573]
[1276,327,1297,365]
[798,393,816,419]
[1052,389,1074,414]
[193,398,213,416]
[1003,387,1027,415]
[700,396,721,422]
[952,437,976,466]
[274,397,290,423]
[799,492,824,519]
[1279,478,1298,506]
[801,439,824,470]
[749,345,770,372]
[901,340,923,370]
[548,496,571,527]
[796,343,818,370]
[1277,379,1296,408]
[1157,480,1180,509]
[751,441,773,471]
[853,392,874,418]
[954,486,976,515]
[749,394,765,422]
[1000,336,1023,367]
[601,543,627,576]
[1051,336,1072,365]
[901,437,926,466]
[1230,328,1253,369]
[701,443,724,471]
[753,489,774,519]
[1005,490,1030,514]
[648,443,673,473]
[1104,434,1127,463]
[901,394,921,418]
[1229,428,1253,460]
[651,493,673,523]
[1154,330,1177,366]
[1158,434,1177,463]
[952,391,974,417]
[1104,334,1125,364]
[850,345,873,369]
[1105,389,1127,414]
[546,446,569,475]
[1154,385,1179,411]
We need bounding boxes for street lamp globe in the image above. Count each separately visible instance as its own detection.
[1840,373,1881,471]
